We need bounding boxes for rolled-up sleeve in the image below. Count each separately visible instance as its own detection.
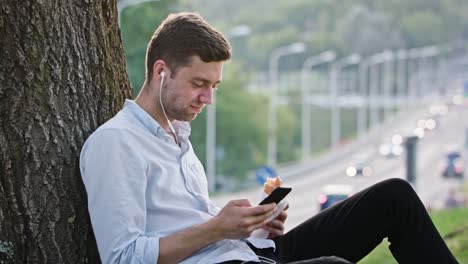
[80,129,159,264]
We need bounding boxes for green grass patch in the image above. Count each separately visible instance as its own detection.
[359,208,468,263]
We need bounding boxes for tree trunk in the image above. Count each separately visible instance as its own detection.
[0,1,132,263]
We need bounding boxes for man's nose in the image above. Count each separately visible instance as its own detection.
[199,88,214,104]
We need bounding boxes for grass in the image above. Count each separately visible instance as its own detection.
[359,207,468,263]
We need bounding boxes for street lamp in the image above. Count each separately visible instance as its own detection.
[117,0,160,26]
[300,51,336,160]
[206,25,251,192]
[357,52,389,137]
[407,46,440,104]
[357,57,372,137]
[381,50,395,121]
[330,54,361,148]
[395,49,407,111]
[369,55,384,126]
[268,42,306,167]
[361,51,394,128]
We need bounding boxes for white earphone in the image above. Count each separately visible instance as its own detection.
[158,70,179,145]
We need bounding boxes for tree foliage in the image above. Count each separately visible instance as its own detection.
[119,0,468,181]
[119,0,176,94]
[186,0,467,68]
[335,5,403,56]
[190,64,270,179]
[401,11,447,47]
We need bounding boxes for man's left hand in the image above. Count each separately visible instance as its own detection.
[263,203,289,239]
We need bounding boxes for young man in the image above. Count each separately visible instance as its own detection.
[80,12,458,264]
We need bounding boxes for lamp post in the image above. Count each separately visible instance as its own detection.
[300,51,336,160]
[407,46,440,104]
[381,50,394,121]
[357,57,371,136]
[363,51,393,127]
[206,25,251,192]
[368,57,380,126]
[267,42,306,167]
[206,91,217,192]
[330,54,361,148]
[418,46,439,96]
[395,49,407,111]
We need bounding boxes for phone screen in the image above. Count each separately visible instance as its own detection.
[259,187,292,205]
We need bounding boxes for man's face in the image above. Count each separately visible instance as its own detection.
[161,56,224,122]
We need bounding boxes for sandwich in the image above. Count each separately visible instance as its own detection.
[263,176,283,195]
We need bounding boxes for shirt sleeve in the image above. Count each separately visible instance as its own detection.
[80,129,159,264]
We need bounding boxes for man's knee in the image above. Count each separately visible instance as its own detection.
[377,178,415,195]
[368,178,423,208]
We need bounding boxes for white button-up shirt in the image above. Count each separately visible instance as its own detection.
[80,100,274,264]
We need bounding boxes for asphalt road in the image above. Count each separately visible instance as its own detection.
[211,97,467,231]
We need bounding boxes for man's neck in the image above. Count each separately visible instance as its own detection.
[135,85,171,132]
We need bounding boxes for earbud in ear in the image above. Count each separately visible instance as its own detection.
[160,71,166,78]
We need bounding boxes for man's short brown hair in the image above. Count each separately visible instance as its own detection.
[145,12,231,80]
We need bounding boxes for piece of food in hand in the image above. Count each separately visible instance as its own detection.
[263,176,283,195]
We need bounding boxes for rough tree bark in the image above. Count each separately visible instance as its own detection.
[0,0,133,263]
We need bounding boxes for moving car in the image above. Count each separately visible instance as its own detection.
[317,184,353,211]
[441,151,464,179]
[379,134,404,158]
[346,161,373,177]
[379,143,403,158]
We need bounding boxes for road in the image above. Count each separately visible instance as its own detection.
[211,97,467,231]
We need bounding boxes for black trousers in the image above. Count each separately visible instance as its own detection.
[272,178,458,264]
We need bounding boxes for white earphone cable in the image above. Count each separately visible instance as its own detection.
[159,72,179,146]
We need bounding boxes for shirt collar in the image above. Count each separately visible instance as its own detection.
[122,99,191,140]
[172,120,191,139]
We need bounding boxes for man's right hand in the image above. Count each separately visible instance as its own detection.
[158,200,276,264]
[211,199,277,240]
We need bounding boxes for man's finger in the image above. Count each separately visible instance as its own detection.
[243,203,276,217]
[229,199,252,207]
[244,207,277,226]
[266,219,284,230]
[276,210,288,222]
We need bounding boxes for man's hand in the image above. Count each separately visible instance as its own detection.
[158,201,280,264]
[263,203,289,239]
[212,199,277,239]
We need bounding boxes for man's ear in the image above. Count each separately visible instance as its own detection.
[152,60,166,80]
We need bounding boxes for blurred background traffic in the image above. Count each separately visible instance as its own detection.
[118,0,468,217]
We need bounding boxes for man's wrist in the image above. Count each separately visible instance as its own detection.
[204,216,225,241]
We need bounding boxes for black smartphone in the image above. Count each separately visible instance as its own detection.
[259,187,292,205]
